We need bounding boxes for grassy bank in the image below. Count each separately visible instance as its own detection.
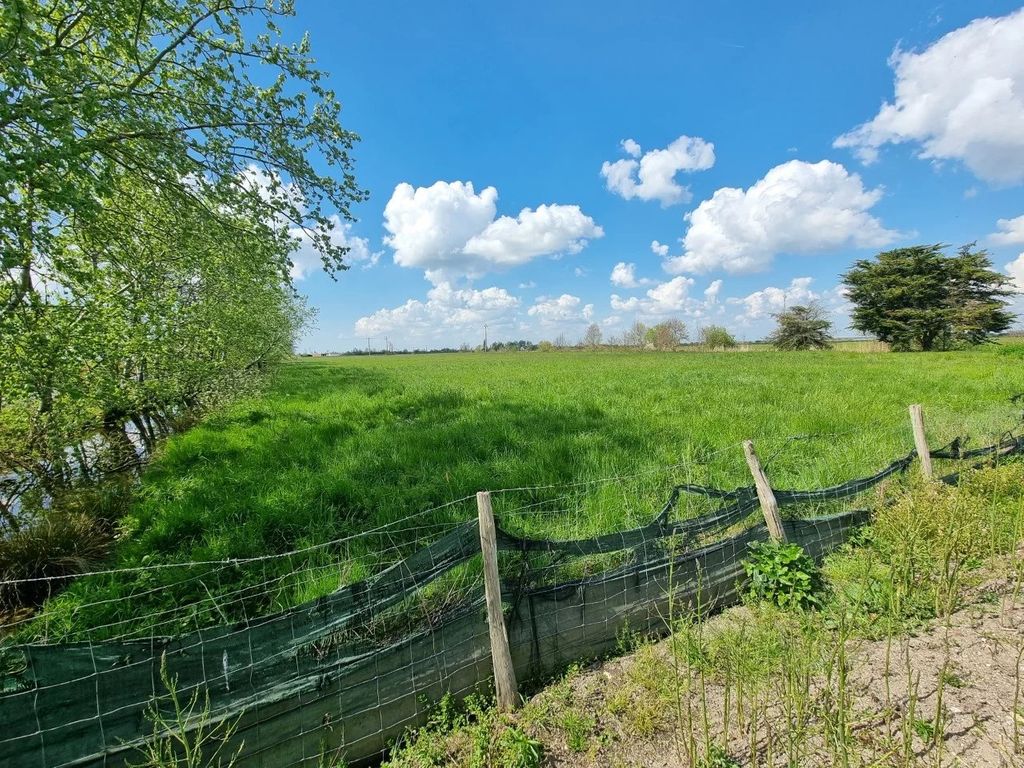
[15,345,1024,641]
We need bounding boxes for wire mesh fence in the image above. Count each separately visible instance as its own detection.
[0,419,1021,768]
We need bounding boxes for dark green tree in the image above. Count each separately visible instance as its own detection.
[768,303,832,350]
[842,244,1015,350]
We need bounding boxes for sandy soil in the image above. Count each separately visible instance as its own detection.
[529,579,1024,768]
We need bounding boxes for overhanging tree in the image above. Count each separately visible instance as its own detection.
[0,1,363,513]
[842,244,1015,350]
[1,0,366,296]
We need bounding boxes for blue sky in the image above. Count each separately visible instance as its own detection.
[280,2,1024,352]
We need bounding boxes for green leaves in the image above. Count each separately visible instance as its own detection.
[767,302,833,350]
[1,1,347,511]
[743,540,822,610]
[842,244,1015,350]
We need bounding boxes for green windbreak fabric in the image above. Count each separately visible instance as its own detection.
[495,496,760,557]
[936,436,1023,486]
[0,439,1009,768]
[774,451,915,504]
[931,435,1023,460]
[0,523,484,768]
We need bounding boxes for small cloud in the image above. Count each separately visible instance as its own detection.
[601,135,716,206]
[610,261,654,289]
[621,138,642,158]
[704,279,723,303]
[528,294,592,324]
[727,277,817,323]
[989,214,1024,246]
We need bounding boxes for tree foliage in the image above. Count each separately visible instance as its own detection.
[645,319,688,350]
[699,325,737,349]
[0,1,363,518]
[842,244,1015,351]
[582,323,603,348]
[768,303,833,351]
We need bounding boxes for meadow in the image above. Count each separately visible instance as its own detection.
[23,344,1024,641]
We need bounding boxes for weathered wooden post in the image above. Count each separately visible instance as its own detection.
[476,491,519,710]
[908,404,933,479]
[742,440,787,542]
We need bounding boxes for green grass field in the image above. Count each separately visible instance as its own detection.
[26,345,1024,640]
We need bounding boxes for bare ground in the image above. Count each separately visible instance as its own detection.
[523,578,1024,768]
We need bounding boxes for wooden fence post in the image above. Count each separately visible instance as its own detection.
[908,404,933,479]
[742,440,787,542]
[476,491,519,710]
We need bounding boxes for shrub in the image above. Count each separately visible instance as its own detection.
[0,512,109,610]
[697,744,741,768]
[869,474,1004,616]
[699,325,737,349]
[743,540,822,610]
[768,303,833,350]
[383,692,543,768]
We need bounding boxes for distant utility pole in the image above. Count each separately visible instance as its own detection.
[483,323,488,351]
[366,337,370,354]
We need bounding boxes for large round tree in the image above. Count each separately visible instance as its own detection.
[842,244,1015,351]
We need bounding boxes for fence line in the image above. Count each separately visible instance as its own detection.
[0,407,1020,768]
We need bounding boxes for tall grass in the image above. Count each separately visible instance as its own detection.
[15,346,1024,641]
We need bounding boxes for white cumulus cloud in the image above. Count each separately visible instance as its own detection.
[651,240,670,257]
[383,181,602,282]
[527,294,594,324]
[663,160,898,275]
[354,282,519,338]
[600,135,715,206]
[609,261,655,289]
[989,214,1024,245]
[727,277,818,322]
[611,276,697,315]
[1007,254,1024,290]
[834,9,1024,184]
